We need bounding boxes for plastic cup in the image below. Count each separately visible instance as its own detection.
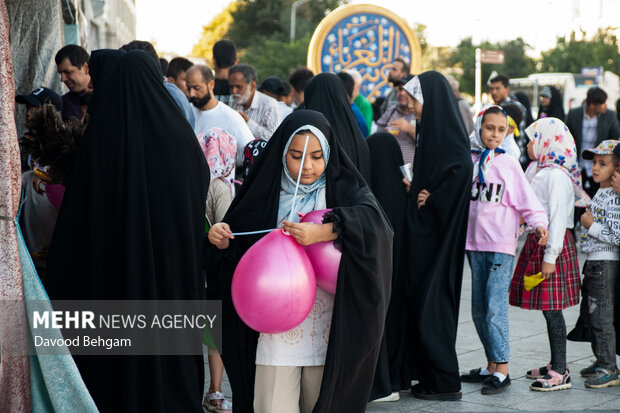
[400,163,413,182]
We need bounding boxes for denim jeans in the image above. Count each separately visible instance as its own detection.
[582,260,619,370]
[467,251,514,363]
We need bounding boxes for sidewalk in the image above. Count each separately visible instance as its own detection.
[206,247,620,412]
[367,245,620,412]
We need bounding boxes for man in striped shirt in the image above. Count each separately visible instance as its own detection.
[229,64,280,141]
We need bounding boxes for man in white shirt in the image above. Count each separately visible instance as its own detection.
[186,65,254,166]
[229,64,280,140]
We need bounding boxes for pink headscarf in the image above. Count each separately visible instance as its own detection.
[197,127,237,193]
[524,117,590,207]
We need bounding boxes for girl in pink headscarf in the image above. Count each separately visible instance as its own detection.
[198,127,236,412]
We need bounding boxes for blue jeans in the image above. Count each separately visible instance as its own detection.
[467,251,514,363]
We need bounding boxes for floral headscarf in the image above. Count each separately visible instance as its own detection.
[469,105,507,185]
[197,127,237,193]
[524,118,590,207]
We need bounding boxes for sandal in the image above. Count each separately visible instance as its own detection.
[203,391,232,412]
[526,363,550,379]
[216,399,233,412]
[530,369,571,392]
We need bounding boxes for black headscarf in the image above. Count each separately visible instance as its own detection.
[405,71,472,394]
[304,73,371,182]
[514,91,535,126]
[212,110,392,412]
[366,133,411,398]
[537,85,565,121]
[46,49,209,412]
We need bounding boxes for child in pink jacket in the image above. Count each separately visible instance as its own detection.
[461,106,549,395]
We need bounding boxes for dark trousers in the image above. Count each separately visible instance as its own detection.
[582,260,619,370]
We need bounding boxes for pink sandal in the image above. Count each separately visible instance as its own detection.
[530,369,571,391]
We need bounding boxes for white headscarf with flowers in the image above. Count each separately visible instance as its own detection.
[524,117,590,207]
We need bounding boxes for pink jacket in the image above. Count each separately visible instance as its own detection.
[466,153,548,255]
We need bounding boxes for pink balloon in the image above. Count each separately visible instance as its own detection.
[45,184,65,210]
[232,229,316,334]
[299,209,341,295]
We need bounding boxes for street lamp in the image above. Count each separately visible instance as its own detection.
[290,0,311,42]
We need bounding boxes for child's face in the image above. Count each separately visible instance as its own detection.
[286,132,325,184]
[527,139,535,160]
[480,112,507,150]
[591,154,615,187]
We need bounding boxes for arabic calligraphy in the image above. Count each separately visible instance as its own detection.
[318,13,413,100]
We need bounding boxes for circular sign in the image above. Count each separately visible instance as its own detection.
[308,4,422,101]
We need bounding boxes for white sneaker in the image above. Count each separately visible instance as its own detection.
[371,392,400,402]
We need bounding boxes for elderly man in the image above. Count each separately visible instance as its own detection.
[186,65,254,165]
[379,57,410,115]
[229,64,280,140]
[55,44,92,121]
[376,74,416,164]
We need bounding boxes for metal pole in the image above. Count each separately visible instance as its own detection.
[475,48,482,115]
[290,0,311,42]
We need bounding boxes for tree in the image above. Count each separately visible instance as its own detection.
[192,0,347,82]
[541,29,620,74]
[448,37,536,95]
[191,2,237,62]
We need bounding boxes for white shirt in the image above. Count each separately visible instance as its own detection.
[231,90,280,141]
[256,287,334,366]
[278,101,293,122]
[499,133,521,161]
[530,168,574,264]
[580,187,620,261]
[192,102,255,166]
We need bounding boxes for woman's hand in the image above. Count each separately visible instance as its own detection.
[208,222,234,249]
[417,189,430,209]
[281,221,336,246]
[580,209,594,229]
[535,226,549,246]
[541,261,555,279]
[402,178,411,193]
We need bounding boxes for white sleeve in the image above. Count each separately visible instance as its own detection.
[543,171,574,264]
[587,194,620,246]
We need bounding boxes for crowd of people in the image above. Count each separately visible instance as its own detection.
[12,36,620,413]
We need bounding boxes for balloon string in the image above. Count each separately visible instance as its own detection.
[288,135,309,223]
[231,228,277,236]
[230,135,309,237]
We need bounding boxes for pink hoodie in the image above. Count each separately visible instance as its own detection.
[466,153,548,256]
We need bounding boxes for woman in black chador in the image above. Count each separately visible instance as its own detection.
[45,49,209,412]
[367,132,411,401]
[207,110,392,412]
[402,71,473,400]
[304,73,371,182]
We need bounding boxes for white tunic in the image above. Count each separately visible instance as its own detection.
[256,286,334,366]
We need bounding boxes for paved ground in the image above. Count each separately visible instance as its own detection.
[204,245,620,412]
